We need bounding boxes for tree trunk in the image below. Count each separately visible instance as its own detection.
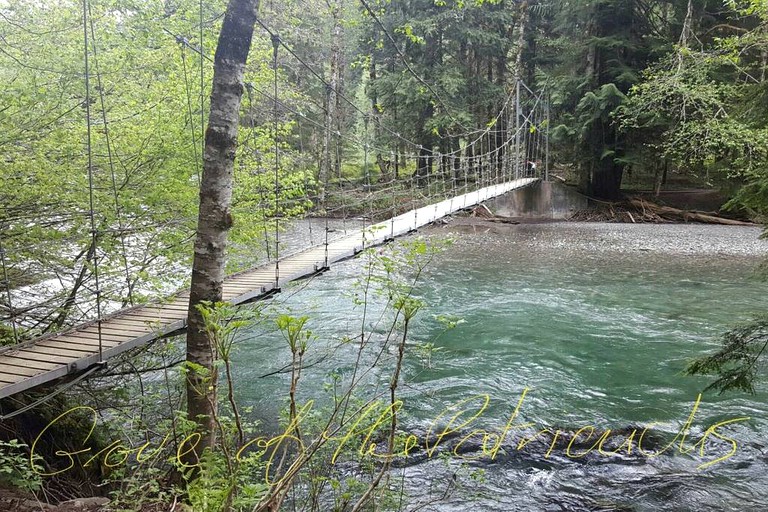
[415,30,439,187]
[513,2,528,82]
[415,140,432,187]
[590,159,624,199]
[580,1,625,200]
[185,0,259,462]
[322,0,343,198]
[495,54,506,176]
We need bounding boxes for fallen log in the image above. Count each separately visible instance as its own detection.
[484,217,521,225]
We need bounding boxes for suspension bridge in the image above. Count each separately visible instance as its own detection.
[0,7,552,404]
[0,176,540,399]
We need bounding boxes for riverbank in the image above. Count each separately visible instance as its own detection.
[428,218,768,258]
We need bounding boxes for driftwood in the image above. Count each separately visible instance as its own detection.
[569,196,755,225]
[469,205,520,224]
[464,197,750,226]
[627,198,754,226]
[471,204,495,218]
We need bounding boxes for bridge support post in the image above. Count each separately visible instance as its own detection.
[545,91,550,182]
[514,80,521,180]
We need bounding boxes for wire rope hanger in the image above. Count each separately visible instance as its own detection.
[272,33,281,289]
[82,0,105,364]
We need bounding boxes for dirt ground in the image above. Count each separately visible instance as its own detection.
[0,488,184,512]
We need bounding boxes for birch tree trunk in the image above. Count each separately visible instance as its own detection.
[185,0,259,461]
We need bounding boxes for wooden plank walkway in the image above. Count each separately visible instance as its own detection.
[0,178,538,399]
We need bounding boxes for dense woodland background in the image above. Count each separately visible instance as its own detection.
[1,0,767,340]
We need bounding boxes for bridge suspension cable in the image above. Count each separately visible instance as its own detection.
[180,44,202,183]
[87,2,134,307]
[272,34,281,288]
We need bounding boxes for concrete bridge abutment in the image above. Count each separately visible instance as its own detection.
[485,180,588,220]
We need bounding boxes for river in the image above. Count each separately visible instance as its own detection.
[231,221,768,511]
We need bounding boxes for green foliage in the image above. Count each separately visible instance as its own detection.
[0,0,315,335]
[541,0,656,197]
[367,237,452,309]
[363,0,515,154]
[0,324,17,346]
[614,3,768,211]
[182,449,268,512]
[413,341,442,368]
[276,314,313,354]
[616,51,767,175]
[686,317,768,394]
[197,301,261,360]
[1,0,212,310]
[729,0,768,18]
[0,440,43,493]
[575,84,626,130]
[106,466,179,512]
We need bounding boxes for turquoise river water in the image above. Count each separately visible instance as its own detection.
[231,222,768,511]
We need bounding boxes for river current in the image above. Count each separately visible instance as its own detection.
[232,221,768,511]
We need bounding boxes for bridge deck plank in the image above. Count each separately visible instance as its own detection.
[0,358,60,372]
[0,366,45,379]
[36,340,112,353]
[8,351,74,365]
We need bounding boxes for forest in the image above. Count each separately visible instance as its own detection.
[1,0,767,510]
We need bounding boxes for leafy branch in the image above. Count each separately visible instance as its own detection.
[685,316,768,394]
